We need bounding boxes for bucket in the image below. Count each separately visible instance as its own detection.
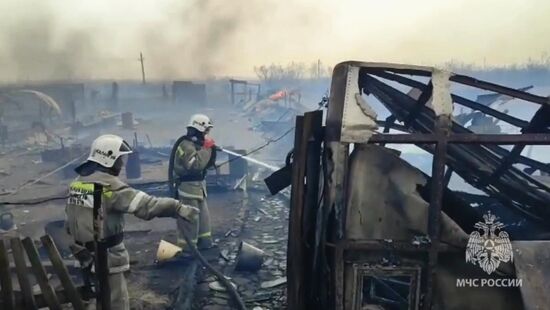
[235,241,265,272]
[156,240,182,262]
[0,212,14,231]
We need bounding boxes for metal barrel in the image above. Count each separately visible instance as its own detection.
[125,150,141,179]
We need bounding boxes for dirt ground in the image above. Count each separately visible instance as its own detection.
[0,99,292,309]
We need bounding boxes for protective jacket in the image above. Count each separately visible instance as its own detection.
[173,137,216,200]
[65,171,194,273]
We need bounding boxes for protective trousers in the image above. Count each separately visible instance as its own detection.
[84,272,129,310]
[176,197,212,250]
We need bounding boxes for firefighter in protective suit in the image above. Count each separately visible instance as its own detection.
[65,134,199,310]
[174,114,216,251]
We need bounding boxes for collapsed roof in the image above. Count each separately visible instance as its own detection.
[330,62,550,225]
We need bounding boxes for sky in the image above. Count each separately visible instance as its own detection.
[0,0,548,81]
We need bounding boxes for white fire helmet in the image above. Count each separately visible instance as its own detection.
[87,134,133,168]
[187,114,213,132]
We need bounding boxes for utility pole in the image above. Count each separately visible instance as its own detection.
[139,52,146,84]
[317,59,321,79]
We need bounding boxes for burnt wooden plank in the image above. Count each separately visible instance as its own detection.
[0,239,14,310]
[361,69,530,128]
[423,116,450,310]
[450,74,549,105]
[451,94,529,128]
[302,110,324,309]
[287,115,307,310]
[10,238,37,309]
[21,237,61,310]
[404,81,433,127]
[366,133,550,144]
[40,235,86,310]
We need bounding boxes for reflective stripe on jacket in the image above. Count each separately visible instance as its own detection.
[174,139,212,199]
[65,171,185,273]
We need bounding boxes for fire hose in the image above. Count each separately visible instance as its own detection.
[168,136,247,310]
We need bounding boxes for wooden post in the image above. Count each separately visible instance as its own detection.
[93,183,111,310]
[10,238,37,309]
[287,115,305,310]
[0,240,14,310]
[21,237,61,310]
[287,111,322,310]
[302,111,323,308]
[139,52,146,84]
[41,235,86,310]
[230,80,235,105]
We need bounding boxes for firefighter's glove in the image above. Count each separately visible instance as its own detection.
[204,136,216,149]
[177,203,200,223]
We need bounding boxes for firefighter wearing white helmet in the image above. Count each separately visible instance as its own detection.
[66,134,199,310]
[173,114,216,251]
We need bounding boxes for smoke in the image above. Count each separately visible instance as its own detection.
[0,0,330,81]
[0,0,548,82]
[0,1,97,81]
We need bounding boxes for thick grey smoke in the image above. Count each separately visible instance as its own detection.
[0,2,98,81]
[0,0,328,81]
[0,0,548,82]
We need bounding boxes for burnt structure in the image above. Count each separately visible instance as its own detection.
[284,62,550,310]
[229,79,261,106]
[172,81,206,106]
[0,83,84,122]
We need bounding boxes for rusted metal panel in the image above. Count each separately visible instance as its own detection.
[512,241,550,310]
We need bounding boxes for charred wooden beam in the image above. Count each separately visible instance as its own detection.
[450,74,549,105]
[41,235,86,310]
[362,66,432,77]
[488,104,550,182]
[451,95,529,128]
[367,133,550,144]
[336,240,461,252]
[404,81,433,127]
[287,115,306,310]
[0,239,14,310]
[10,238,37,309]
[374,120,550,174]
[303,111,323,309]
[363,73,550,222]
[364,70,530,128]
[21,237,61,310]
[423,116,450,310]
